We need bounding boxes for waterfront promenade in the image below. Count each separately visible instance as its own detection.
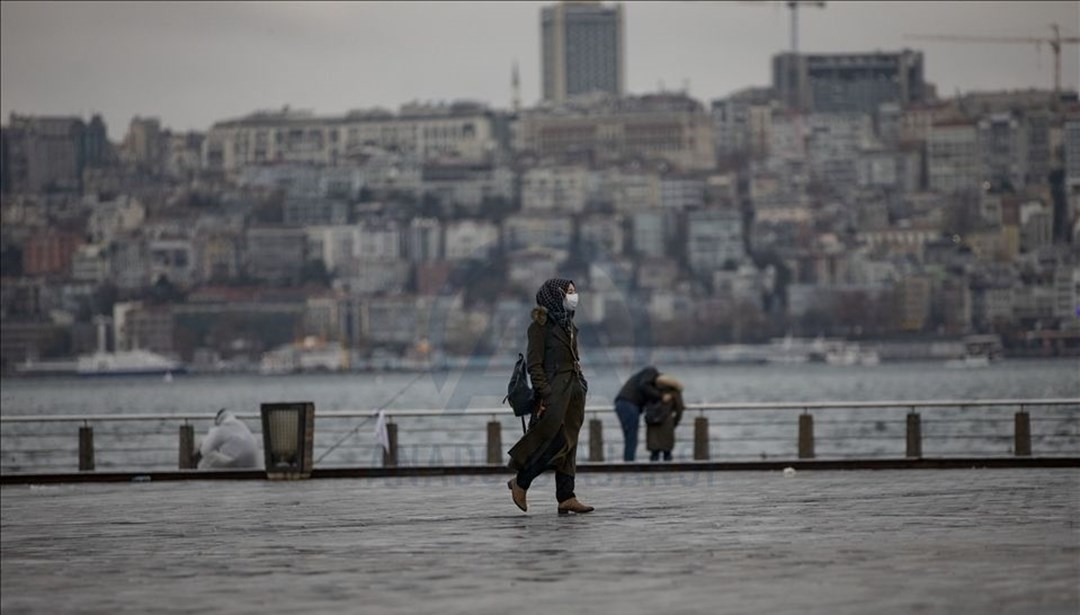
[2,468,1077,614]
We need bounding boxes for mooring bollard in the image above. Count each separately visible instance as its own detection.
[179,424,196,469]
[383,422,399,467]
[588,418,603,462]
[693,416,709,460]
[1014,410,1031,456]
[798,413,814,459]
[906,412,922,458]
[78,425,94,471]
[486,420,502,465]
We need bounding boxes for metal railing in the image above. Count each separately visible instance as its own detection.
[1,398,1077,474]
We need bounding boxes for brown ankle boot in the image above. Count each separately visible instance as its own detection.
[557,497,595,515]
[507,478,527,512]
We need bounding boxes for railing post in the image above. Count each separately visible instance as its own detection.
[588,417,603,462]
[78,424,94,471]
[382,422,398,467]
[1014,408,1031,457]
[179,423,196,469]
[906,411,922,458]
[798,412,814,459]
[486,419,502,465]
[693,415,709,460]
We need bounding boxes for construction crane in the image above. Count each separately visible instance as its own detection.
[905,25,1080,103]
[738,0,826,156]
[785,1,826,56]
[737,0,826,55]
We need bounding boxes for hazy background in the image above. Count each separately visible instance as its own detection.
[2,1,1078,132]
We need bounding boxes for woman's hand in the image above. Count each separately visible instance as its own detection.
[536,401,547,418]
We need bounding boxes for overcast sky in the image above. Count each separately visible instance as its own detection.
[2,1,1077,136]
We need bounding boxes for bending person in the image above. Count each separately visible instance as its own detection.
[613,366,663,462]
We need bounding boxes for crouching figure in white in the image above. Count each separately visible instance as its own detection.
[196,409,260,469]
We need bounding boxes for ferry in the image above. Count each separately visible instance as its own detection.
[944,334,1003,369]
[76,349,186,377]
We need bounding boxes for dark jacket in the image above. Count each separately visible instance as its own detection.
[615,366,662,408]
[507,307,587,475]
[645,387,685,453]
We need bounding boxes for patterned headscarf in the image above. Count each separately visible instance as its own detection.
[536,278,575,332]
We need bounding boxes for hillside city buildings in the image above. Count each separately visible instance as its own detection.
[1,2,1079,372]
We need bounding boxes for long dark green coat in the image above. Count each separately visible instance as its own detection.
[507,307,586,476]
[645,388,685,452]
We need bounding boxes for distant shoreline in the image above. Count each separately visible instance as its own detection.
[3,353,1077,380]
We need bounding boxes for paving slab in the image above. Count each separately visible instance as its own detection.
[2,469,1078,615]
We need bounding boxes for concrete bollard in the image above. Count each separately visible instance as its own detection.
[179,424,196,469]
[906,412,922,458]
[693,416,709,460]
[798,414,814,459]
[486,420,502,465]
[1014,411,1031,457]
[383,422,399,467]
[588,418,603,462]
[78,425,94,471]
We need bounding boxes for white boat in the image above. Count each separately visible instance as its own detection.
[15,359,79,376]
[71,316,186,377]
[945,335,1002,369]
[764,335,812,364]
[76,350,186,377]
[945,355,991,369]
[823,342,881,367]
[259,337,350,374]
[858,350,881,366]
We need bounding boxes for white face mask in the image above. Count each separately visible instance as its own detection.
[564,292,579,311]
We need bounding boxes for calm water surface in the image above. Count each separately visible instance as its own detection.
[3,359,1078,415]
[2,359,1077,472]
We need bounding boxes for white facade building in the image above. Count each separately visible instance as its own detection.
[928,121,980,193]
[354,221,402,263]
[305,226,356,274]
[607,170,661,212]
[660,176,706,210]
[203,104,498,175]
[406,218,443,263]
[579,214,626,259]
[87,195,146,244]
[148,238,196,288]
[687,209,745,273]
[503,215,573,252]
[71,244,110,284]
[444,220,499,261]
[521,166,591,213]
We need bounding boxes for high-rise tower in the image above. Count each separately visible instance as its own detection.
[541,1,625,104]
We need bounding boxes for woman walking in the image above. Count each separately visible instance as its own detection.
[507,278,594,515]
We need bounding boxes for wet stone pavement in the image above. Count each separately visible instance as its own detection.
[1,468,1078,615]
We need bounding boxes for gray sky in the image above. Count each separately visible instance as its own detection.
[2,1,1078,136]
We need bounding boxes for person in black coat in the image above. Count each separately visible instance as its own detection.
[613,366,663,461]
[506,278,594,515]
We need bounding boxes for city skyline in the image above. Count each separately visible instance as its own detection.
[1,1,1078,135]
